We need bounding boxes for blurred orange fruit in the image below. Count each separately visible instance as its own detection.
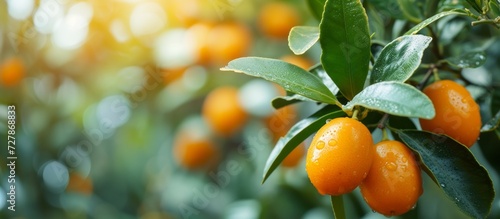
[281,55,314,70]
[282,143,305,167]
[202,86,248,137]
[258,2,300,39]
[266,105,298,143]
[162,67,187,85]
[66,173,93,195]
[188,21,215,65]
[173,131,220,170]
[306,117,374,195]
[419,80,481,147]
[360,140,423,216]
[0,57,25,87]
[206,22,252,65]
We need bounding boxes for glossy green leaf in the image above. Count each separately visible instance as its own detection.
[262,107,345,183]
[221,57,339,105]
[397,130,494,219]
[404,9,468,35]
[271,64,340,109]
[310,64,339,95]
[343,81,435,119]
[288,26,320,55]
[481,110,500,132]
[370,35,432,84]
[369,0,405,19]
[397,0,423,23]
[307,0,326,21]
[271,94,314,109]
[320,0,371,100]
[446,51,487,68]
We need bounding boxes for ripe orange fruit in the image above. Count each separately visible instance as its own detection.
[173,131,220,170]
[202,86,248,137]
[206,22,252,65]
[281,55,314,70]
[282,143,305,167]
[0,57,25,87]
[306,117,374,196]
[360,140,423,216]
[258,2,301,39]
[419,80,481,147]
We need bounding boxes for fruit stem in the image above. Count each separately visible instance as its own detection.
[377,113,390,129]
[417,66,436,90]
[352,109,360,120]
[331,195,346,219]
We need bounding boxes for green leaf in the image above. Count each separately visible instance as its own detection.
[397,0,423,23]
[397,130,495,219]
[481,110,500,132]
[370,35,432,84]
[271,94,315,109]
[319,0,371,100]
[307,0,327,21]
[221,57,339,105]
[404,9,468,35]
[331,196,346,219]
[369,0,405,19]
[262,107,345,183]
[288,26,320,55]
[343,81,435,119]
[310,64,339,95]
[489,0,500,17]
[445,51,487,68]
[465,0,482,13]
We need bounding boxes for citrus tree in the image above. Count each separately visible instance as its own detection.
[222,0,499,218]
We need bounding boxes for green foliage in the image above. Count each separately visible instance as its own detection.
[343,81,435,119]
[370,35,432,84]
[319,0,371,100]
[397,130,495,219]
[222,0,500,218]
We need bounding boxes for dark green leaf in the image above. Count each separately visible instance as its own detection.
[370,35,432,84]
[262,107,345,183]
[366,3,386,40]
[221,57,339,105]
[465,0,482,13]
[320,0,371,100]
[397,130,494,219]
[343,81,435,119]
[369,0,405,19]
[489,0,500,17]
[397,0,423,23]
[310,64,339,95]
[271,94,315,109]
[445,51,487,68]
[307,0,327,21]
[288,26,320,55]
[481,110,500,132]
[404,9,468,35]
[478,130,500,175]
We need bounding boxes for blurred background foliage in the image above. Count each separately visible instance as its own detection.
[0,0,499,218]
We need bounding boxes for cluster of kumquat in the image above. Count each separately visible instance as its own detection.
[304,78,481,216]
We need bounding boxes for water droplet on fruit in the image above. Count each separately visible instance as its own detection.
[328,139,337,147]
[316,141,325,149]
[385,162,398,171]
[411,204,417,210]
[401,157,408,163]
